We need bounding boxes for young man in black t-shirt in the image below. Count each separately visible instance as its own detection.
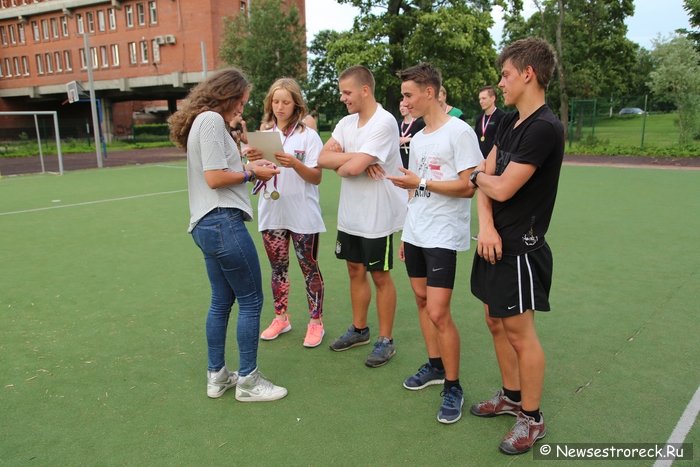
[474,85,505,158]
[468,38,564,455]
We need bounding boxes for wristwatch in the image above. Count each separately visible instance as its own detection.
[418,178,427,192]
[248,169,257,183]
[470,169,482,187]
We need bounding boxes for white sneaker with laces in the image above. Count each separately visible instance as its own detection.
[235,368,288,402]
[207,366,238,398]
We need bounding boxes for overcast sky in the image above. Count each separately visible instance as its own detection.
[305,0,692,50]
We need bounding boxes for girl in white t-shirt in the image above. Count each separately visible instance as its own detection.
[246,78,326,348]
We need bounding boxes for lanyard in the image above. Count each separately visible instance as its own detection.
[253,121,298,197]
[400,118,415,138]
[481,109,496,137]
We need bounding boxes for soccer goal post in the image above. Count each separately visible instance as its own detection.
[0,111,64,175]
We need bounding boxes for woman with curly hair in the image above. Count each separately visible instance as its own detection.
[246,78,326,348]
[169,68,287,402]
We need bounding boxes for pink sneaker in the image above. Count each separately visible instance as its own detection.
[260,315,291,340]
[303,322,325,348]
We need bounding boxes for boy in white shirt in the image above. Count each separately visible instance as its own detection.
[387,63,481,424]
[318,65,406,368]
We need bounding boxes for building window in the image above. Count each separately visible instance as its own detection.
[125,5,133,28]
[18,23,25,43]
[79,48,86,69]
[3,58,11,77]
[149,1,157,24]
[0,61,3,78]
[140,40,148,63]
[97,10,105,32]
[76,14,84,34]
[152,40,160,63]
[32,21,39,41]
[0,26,6,46]
[49,18,57,38]
[86,12,94,33]
[13,56,20,76]
[108,8,117,29]
[22,55,29,75]
[64,50,72,71]
[45,52,53,73]
[110,43,119,66]
[100,45,108,68]
[54,51,62,72]
[240,0,247,15]
[91,47,98,69]
[35,54,43,75]
[41,19,49,40]
[137,3,146,26]
[128,42,137,64]
[8,24,16,44]
[61,16,68,36]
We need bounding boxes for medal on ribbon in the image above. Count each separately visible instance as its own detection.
[480,110,495,144]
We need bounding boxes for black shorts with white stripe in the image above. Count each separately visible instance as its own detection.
[470,242,553,318]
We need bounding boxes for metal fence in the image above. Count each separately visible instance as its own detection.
[566,96,699,153]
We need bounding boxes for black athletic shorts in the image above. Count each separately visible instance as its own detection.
[471,242,553,318]
[335,231,393,271]
[404,242,457,289]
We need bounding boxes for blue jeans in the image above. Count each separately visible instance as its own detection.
[191,208,263,377]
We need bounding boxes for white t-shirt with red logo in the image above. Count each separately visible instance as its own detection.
[402,117,482,251]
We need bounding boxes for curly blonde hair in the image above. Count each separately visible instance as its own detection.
[260,77,308,135]
[168,68,251,148]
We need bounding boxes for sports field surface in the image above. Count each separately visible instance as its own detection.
[1,162,698,466]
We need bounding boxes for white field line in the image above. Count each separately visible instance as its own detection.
[653,384,700,467]
[0,189,186,216]
[152,164,186,169]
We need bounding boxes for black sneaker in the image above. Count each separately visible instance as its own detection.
[329,325,370,351]
[364,337,396,368]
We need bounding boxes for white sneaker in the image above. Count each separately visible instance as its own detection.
[235,368,288,402]
[207,366,238,398]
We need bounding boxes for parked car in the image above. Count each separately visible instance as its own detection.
[619,107,645,115]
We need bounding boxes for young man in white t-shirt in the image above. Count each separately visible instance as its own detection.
[318,65,407,368]
[387,63,482,424]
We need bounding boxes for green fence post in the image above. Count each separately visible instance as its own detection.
[592,99,597,139]
[568,100,575,149]
[640,94,648,149]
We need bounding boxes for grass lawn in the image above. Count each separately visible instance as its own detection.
[567,113,700,157]
[1,161,699,465]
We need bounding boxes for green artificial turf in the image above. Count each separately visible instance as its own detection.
[1,163,698,466]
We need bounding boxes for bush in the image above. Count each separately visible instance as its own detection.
[133,124,169,137]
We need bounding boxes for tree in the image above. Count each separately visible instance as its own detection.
[313,0,498,117]
[219,0,306,128]
[682,0,700,50]
[305,30,349,129]
[648,35,700,145]
[502,0,638,139]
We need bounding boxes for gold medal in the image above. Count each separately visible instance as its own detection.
[480,136,485,142]
[270,191,280,200]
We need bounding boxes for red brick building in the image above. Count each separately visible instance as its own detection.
[0,0,306,140]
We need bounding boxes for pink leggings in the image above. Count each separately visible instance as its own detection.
[262,229,324,320]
